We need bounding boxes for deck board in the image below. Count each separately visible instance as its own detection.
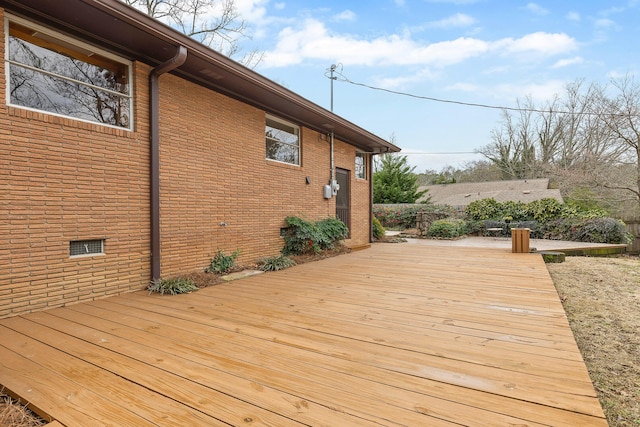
[0,243,607,426]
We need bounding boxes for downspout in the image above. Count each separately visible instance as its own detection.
[369,152,374,243]
[330,132,335,188]
[150,46,187,282]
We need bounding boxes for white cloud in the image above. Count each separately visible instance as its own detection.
[494,80,566,102]
[395,0,406,6]
[525,3,550,16]
[413,37,491,66]
[440,79,567,104]
[262,20,577,68]
[445,82,481,92]
[233,0,269,22]
[374,69,438,89]
[333,10,357,22]
[567,11,581,21]
[600,6,625,17]
[606,69,640,80]
[425,0,480,4]
[552,56,584,68]
[592,17,619,42]
[494,32,577,56]
[594,18,616,29]
[274,2,286,10]
[483,65,512,75]
[426,13,476,29]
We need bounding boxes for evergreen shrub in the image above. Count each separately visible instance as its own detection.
[283,216,348,255]
[372,216,385,239]
[427,218,467,239]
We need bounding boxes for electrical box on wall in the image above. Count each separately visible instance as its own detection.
[331,180,340,196]
[323,185,332,199]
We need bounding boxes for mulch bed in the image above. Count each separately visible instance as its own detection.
[183,246,352,289]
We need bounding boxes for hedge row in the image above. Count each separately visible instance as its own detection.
[373,200,630,244]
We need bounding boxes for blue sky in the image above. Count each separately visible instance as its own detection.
[231,0,640,172]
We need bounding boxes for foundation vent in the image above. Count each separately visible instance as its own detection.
[70,239,104,257]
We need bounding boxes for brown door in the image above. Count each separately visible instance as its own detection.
[335,168,350,236]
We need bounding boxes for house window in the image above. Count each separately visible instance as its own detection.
[355,152,367,179]
[266,115,300,165]
[5,17,132,129]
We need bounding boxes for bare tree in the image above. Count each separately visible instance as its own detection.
[479,78,640,216]
[480,98,538,179]
[596,75,640,213]
[536,94,565,166]
[121,0,264,67]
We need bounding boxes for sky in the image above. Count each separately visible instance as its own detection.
[228,0,640,173]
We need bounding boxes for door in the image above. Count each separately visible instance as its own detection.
[335,168,350,236]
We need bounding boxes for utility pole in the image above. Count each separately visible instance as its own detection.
[329,64,336,112]
[327,64,338,196]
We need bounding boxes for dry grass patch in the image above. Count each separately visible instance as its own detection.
[548,256,640,427]
[0,393,45,427]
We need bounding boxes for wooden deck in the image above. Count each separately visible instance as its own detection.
[0,243,607,426]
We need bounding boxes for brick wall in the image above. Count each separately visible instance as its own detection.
[157,73,371,277]
[0,9,372,317]
[0,21,152,318]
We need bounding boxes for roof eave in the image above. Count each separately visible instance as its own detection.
[1,0,400,154]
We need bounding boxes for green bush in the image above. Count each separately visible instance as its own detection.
[427,218,467,239]
[258,255,297,271]
[282,216,348,255]
[465,198,502,221]
[467,198,531,222]
[282,216,322,254]
[466,197,609,226]
[372,216,385,239]
[540,217,631,244]
[500,200,528,221]
[571,217,630,243]
[464,219,485,236]
[316,217,349,249]
[148,277,198,295]
[206,249,240,274]
[524,198,564,222]
[561,203,609,219]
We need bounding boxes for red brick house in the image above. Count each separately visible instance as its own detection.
[0,0,399,317]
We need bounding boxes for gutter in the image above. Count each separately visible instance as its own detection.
[150,46,188,282]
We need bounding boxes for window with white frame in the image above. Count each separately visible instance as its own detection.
[6,17,132,129]
[355,152,366,179]
[265,115,300,165]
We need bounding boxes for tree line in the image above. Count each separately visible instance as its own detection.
[381,76,640,219]
[478,76,640,218]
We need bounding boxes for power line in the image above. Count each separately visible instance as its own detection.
[398,151,479,155]
[330,69,632,117]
